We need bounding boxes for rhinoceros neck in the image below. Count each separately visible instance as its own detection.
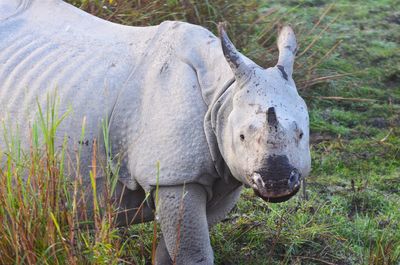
[196,40,237,181]
[202,77,235,182]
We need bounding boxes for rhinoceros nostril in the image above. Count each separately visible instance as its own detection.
[251,173,264,188]
[288,169,300,190]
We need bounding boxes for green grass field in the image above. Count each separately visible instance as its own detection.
[0,0,399,264]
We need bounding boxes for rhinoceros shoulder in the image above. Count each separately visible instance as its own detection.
[153,20,220,64]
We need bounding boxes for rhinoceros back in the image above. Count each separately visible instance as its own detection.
[0,0,156,176]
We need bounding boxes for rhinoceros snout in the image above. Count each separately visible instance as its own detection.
[249,155,302,203]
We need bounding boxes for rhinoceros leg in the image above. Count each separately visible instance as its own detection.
[155,235,173,265]
[155,183,213,265]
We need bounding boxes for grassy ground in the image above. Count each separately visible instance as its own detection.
[1,0,399,264]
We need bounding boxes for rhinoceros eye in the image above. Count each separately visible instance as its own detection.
[299,131,304,140]
[240,134,245,141]
[293,122,304,140]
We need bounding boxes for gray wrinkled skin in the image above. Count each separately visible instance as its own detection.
[0,1,311,264]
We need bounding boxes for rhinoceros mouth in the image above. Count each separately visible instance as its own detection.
[248,171,302,203]
[253,186,300,203]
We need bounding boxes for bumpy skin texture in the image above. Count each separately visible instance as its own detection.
[0,1,311,264]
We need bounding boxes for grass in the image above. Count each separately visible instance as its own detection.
[1,0,399,264]
[0,96,118,264]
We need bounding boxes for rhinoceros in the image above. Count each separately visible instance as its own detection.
[0,0,311,264]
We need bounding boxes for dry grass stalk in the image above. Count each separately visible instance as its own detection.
[298,73,353,89]
[308,3,335,35]
[312,96,376,102]
[308,40,343,72]
[298,14,339,58]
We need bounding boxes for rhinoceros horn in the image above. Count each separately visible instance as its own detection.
[276,26,297,78]
[218,23,251,80]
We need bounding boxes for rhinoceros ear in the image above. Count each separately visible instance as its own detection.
[276,26,297,78]
[218,23,251,80]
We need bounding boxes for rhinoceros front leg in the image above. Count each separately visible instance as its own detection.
[155,183,214,265]
[155,235,173,265]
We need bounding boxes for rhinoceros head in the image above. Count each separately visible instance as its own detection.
[218,25,311,203]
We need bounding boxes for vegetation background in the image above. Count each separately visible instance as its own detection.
[0,0,399,264]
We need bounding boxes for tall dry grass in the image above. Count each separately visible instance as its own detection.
[0,96,134,264]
